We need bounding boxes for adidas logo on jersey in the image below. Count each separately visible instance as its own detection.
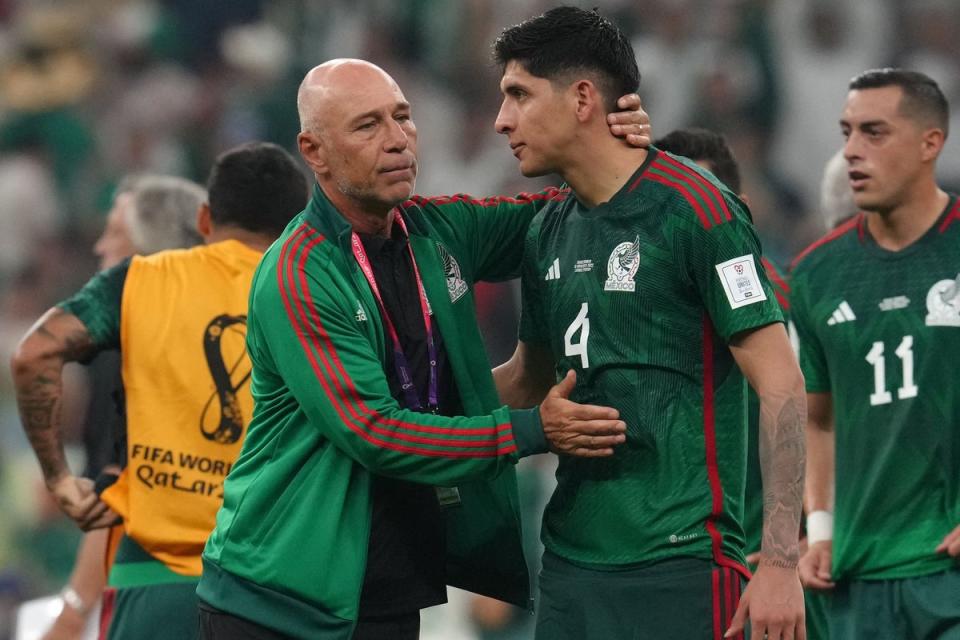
[827,301,856,325]
[355,302,368,322]
[544,258,561,281]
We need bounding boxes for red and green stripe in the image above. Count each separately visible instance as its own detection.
[276,223,516,458]
[701,315,751,581]
[635,154,733,229]
[404,187,569,209]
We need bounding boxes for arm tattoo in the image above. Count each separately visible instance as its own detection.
[758,393,806,568]
[13,309,96,483]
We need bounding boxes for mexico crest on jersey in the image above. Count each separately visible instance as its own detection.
[604,236,640,292]
[925,274,960,326]
[437,243,468,303]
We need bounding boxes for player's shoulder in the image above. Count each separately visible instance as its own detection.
[635,149,747,231]
[934,194,960,236]
[401,188,571,217]
[790,214,866,275]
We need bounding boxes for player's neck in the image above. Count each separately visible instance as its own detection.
[562,143,648,209]
[865,181,948,251]
[323,185,395,237]
[205,225,276,252]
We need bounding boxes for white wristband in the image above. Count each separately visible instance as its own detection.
[806,510,833,546]
[60,586,91,615]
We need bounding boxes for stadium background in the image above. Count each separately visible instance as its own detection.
[0,0,957,637]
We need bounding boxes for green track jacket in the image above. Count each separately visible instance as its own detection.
[198,185,569,638]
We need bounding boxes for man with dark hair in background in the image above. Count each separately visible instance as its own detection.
[491,8,805,639]
[794,68,960,639]
[11,142,310,640]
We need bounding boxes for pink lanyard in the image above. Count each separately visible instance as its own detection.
[351,212,439,413]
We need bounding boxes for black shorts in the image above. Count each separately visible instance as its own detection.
[535,551,745,640]
[197,601,420,640]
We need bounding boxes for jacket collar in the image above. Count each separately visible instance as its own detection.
[303,184,354,248]
[303,184,417,251]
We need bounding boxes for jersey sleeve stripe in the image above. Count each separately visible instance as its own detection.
[403,188,570,209]
[656,154,733,224]
[937,197,960,233]
[645,172,713,228]
[790,214,863,270]
[650,161,724,226]
[278,225,515,458]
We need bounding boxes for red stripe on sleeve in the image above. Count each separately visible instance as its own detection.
[278,225,516,458]
[656,154,732,224]
[645,173,713,229]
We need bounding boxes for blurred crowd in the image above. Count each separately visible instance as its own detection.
[0,0,958,638]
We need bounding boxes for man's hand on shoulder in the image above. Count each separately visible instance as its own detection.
[539,370,626,457]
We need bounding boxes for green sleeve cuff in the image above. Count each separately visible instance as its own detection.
[509,408,548,458]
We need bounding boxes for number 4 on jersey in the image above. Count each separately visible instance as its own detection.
[865,335,919,406]
[564,302,591,369]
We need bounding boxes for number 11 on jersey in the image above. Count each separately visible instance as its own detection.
[865,335,919,406]
[564,302,591,369]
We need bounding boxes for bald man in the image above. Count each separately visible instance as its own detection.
[197,59,647,640]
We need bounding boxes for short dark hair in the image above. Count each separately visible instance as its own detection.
[849,68,949,137]
[206,142,309,237]
[655,128,741,193]
[493,6,639,112]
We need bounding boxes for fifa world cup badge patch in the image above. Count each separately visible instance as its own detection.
[925,274,960,326]
[716,254,767,308]
[604,236,640,292]
[437,243,468,303]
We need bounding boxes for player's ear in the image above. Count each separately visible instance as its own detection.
[573,79,602,124]
[920,127,945,163]
[298,131,329,176]
[196,203,213,238]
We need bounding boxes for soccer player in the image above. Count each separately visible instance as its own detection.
[11,142,310,640]
[794,68,960,638]
[656,128,832,640]
[491,8,805,640]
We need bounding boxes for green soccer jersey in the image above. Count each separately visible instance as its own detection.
[791,198,960,581]
[519,149,784,571]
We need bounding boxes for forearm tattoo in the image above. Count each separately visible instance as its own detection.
[758,393,806,568]
[14,310,95,482]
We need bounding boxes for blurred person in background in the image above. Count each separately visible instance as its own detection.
[11,142,309,640]
[793,69,960,639]
[37,174,205,640]
[817,149,858,231]
[492,8,804,639]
